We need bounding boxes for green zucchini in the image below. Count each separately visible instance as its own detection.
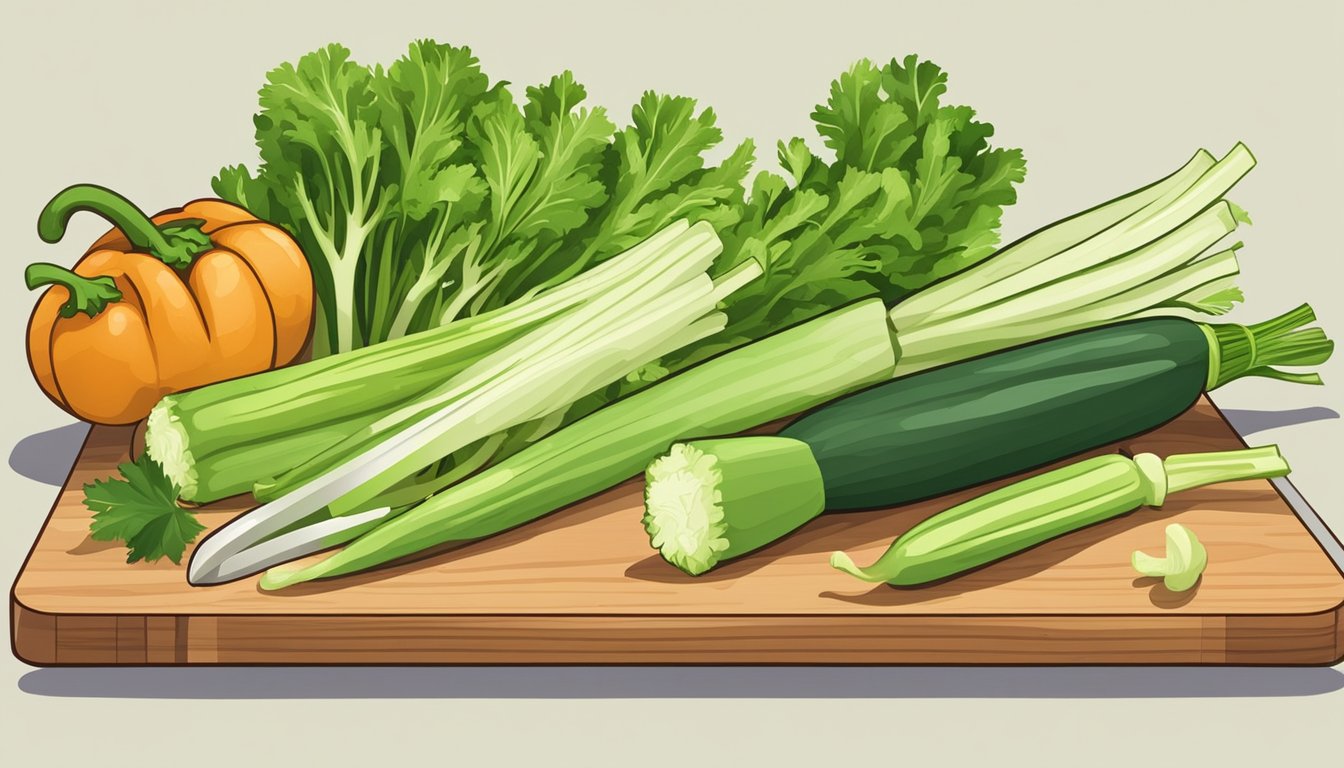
[642,304,1331,575]
[788,315,1208,510]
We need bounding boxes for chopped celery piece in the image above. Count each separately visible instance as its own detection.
[643,437,826,576]
[1133,524,1208,592]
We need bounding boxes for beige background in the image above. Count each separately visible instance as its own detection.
[3,0,1342,765]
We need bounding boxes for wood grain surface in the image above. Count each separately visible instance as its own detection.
[11,398,1344,665]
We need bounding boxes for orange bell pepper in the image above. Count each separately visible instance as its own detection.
[25,184,314,425]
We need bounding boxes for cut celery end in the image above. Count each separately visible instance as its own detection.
[643,436,825,575]
[144,400,196,499]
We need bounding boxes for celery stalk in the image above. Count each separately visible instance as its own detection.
[188,220,754,584]
[889,149,1217,318]
[257,300,898,589]
[253,224,732,504]
[147,220,694,502]
[887,144,1255,375]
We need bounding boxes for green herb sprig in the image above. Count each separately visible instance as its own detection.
[85,454,203,565]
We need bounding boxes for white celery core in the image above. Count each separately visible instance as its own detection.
[642,443,729,575]
[145,399,197,499]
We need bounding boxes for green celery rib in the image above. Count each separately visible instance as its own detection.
[1003,202,1238,318]
[901,223,1241,365]
[311,241,730,516]
[934,145,1249,319]
[153,322,530,502]
[259,299,899,589]
[1092,248,1242,320]
[890,149,1217,321]
[1163,446,1292,493]
[887,144,1255,375]
[924,206,1235,335]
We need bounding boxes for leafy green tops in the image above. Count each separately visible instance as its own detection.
[215,42,1023,361]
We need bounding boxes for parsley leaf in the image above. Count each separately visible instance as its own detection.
[85,455,204,565]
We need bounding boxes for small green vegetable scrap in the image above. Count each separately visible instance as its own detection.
[1132,524,1208,592]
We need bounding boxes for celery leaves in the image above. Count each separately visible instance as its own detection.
[215,41,754,356]
[85,454,204,565]
[702,56,1027,359]
[218,43,1022,361]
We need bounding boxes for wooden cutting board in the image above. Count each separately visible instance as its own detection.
[11,397,1344,665]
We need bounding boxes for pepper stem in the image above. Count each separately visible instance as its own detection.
[25,262,123,318]
[37,184,212,268]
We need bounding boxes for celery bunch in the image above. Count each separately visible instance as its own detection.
[163,42,1025,506]
[253,144,1272,589]
[149,222,725,503]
